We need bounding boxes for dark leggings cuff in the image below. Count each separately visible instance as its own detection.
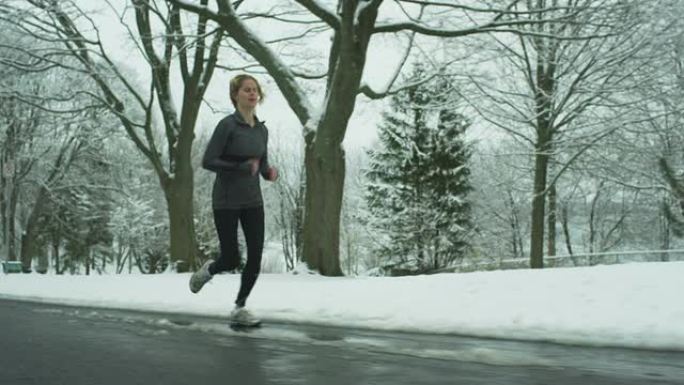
[208,262,218,276]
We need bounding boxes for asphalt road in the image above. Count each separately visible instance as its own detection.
[1,298,682,385]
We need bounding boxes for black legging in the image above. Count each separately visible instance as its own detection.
[209,206,264,308]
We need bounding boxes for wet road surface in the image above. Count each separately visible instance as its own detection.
[1,299,682,384]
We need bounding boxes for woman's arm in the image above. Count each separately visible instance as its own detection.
[202,119,250,173]
[259,127,278,181]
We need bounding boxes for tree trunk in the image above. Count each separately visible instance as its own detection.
[529,135,550,269]
[36,252,48,274]
[7,182,18,261]
[20,187,48,272]
[506,190,523,258]
[52,235,61,274]
[162,158,196,273]
[528,40,556,268]
[560,204,573,256]
[302,136,345,276]
[547,183,557,257]
[588,181,603,254]
[660,196,671,262]
[2,150,19,262]
[1,161,5,248]
[296,170,305,263]
[85,249,90,276]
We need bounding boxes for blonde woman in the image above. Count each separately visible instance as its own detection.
[190,74,278,327]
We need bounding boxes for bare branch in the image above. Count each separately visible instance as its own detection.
[292,69,326,79]
[241,11,326,25]
[358,1,425,100]
[132,0,179,159]
[359,54,459,101]
[168,3,190,81]
[374,4,613,41]
[396,0,583,16]
[265,24,329,44]
[376,21,609,39]
[293,0,339,29]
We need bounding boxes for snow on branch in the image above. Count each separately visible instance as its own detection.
[162,0,223,24]
[293,0,340,29]
[292,69,327,79]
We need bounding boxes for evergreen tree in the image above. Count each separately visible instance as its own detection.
[365,66,473,274]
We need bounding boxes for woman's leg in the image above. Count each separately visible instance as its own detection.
[235,205,264,307]
[210,209,241,274]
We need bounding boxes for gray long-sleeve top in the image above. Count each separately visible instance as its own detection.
[202,111,270,209]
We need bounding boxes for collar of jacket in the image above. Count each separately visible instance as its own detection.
[233,110,265,127]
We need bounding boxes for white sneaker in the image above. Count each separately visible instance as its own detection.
[230,306,261,326]
[189,260,213,293]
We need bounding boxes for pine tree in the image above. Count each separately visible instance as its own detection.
[365,66,473,274]
[426,105,473,269]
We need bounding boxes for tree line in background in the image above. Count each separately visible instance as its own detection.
[1,0,684,276]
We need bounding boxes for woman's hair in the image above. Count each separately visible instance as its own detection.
[229,74,265,108]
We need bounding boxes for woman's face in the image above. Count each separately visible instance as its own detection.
[234,79,260,110]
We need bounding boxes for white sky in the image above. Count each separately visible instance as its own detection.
[1,261,683,352]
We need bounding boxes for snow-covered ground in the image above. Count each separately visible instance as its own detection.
[1,261,682,351]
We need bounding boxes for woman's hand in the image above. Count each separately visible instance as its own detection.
[247,158,260,175]
[266,166,278,181]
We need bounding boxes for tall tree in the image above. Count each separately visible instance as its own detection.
[468,0,655,267]
[15,0,225,271]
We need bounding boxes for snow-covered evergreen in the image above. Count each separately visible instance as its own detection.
[365,66,473,274]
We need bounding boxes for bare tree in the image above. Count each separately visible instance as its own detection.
[574,1,684,257]
[0,26,109,270]
[470,141,530,260]
[11,0,225,271]
[466,0,659,267]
